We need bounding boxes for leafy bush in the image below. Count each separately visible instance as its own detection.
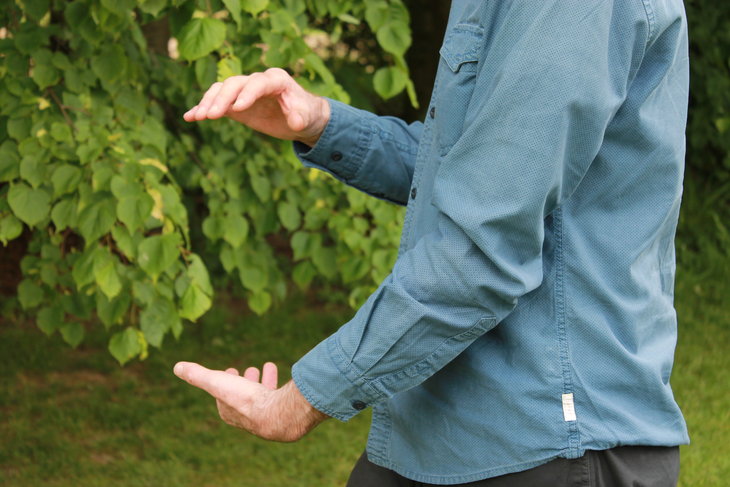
[0,0,414,364]
[685,0,730,182]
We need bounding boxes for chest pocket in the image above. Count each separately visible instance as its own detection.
[433,23,484,156]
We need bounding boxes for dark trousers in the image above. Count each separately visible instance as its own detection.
[346,446,679,487]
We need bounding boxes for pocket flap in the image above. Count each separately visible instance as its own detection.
[439,23,485,72]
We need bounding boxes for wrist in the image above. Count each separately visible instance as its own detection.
[298,97,330,148]
[269,380,329,442]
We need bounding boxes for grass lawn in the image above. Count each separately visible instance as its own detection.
[0,255,728,486]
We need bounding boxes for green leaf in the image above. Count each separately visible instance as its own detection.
[242,0,268,15]
[251,175,271,202]
[24,0,50,21]
[341,256,369,283]
[222,213,249,248]
[97,291,131,328]
[91,45,127,84]
[0,214,23,245]
[177,18,226,61]
[72,246,100,289]
[109,327,143,365]
[14,24,48,54]
[60,321,85,348]
[93,248,123,299]
[133,280,156,307]
[187,254,213,295]
[50,122,73,143]
[312,245,336,278]
[61,292,94,320]
[292,261,316,289]
[8,183,51,227]
[277,201,301,231]
[195,56,218,88]
[239,264,268,293]
[51,198,78,231]
[269,10,297,34]
[37,304,63,335]
[137,233,181,280]
[139,0,167,16]
[179,282,212,321]
[140,297,179,347]
[376,22,412,57]
[0,140,21,182]
[18,279,44,309]
[222,0,242,27]
[202,215,224,241]
[31,49,60,89]
[248,290,271,315]
[78,197,116,244]
[373,66,408,100]
[364,1,388,31]
[7,118,31,142]
[117,193,154,232]
[19,155,46,189]
[52,164,83,197]
[111,225,138,260]
[217,55,242,82]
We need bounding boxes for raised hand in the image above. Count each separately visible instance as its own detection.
[173,361,329,442]
[183,68,331,147]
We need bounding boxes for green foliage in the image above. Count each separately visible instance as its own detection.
[0,0,411,364]
[685,1,730,182]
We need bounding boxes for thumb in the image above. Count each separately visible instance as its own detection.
[174,361,228,398]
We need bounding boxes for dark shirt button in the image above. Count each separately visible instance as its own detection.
[429,106,436,119]
[411,187,417,200]
[351,400,367,410]
[331,151,343,161]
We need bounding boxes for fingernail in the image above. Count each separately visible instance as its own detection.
[174,363,185,376]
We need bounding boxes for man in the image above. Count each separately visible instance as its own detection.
[174,0,690,485]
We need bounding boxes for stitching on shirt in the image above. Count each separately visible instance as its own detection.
[291,369,347,421]
[328,333,386,403]
[554,207,582,458]
[367,316,496,396]
[639,0,656,45]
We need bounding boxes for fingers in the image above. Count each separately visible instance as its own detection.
[174,361,241,399]
[244,367,260,382]
[262,362,278,390]
[206,75,251,119]
[232,68,291,112]
[183,81,225,122]
[174,361,278,398]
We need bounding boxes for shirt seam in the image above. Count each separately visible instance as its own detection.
[639,0,656,45]
[554,207,582,458]
[367,316,496,396]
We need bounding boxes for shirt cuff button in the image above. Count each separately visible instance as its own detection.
[351,400,367,410]
[330,151,343,161]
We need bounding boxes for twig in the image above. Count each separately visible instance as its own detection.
[47,88,77,132]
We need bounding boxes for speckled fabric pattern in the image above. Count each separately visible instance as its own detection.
[292,0,690,484]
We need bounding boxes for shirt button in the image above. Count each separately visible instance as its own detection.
[411,187,417,200]
[351,400,367,410]
[330,151,343,161]
[429,106,436,119]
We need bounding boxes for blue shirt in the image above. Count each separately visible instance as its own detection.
[292,0,690,483]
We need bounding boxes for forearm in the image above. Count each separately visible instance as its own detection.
[294,99,423,205]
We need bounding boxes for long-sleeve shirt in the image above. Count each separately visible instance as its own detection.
[291,0,690,483]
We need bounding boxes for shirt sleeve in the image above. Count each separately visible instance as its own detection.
[293,99,423,205]
[293,0,644,421]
